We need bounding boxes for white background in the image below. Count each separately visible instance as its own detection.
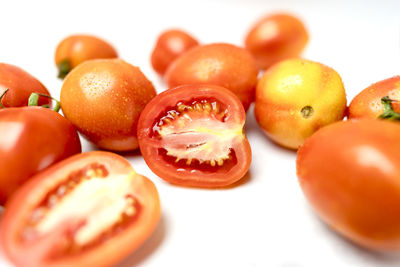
[1,0,400,266]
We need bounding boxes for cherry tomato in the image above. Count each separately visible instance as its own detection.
[137,84,251,187]
[245,13,309,70]
[151,29,199,76]
[297,119,400,251]
[0,151,160,267]
[254,58,346,150]
[349,76,400,119]
[0,63,50,107]
[60,59,156,152]
[55,35,118,78]
[0,107,81,205]
[164,43,258,111]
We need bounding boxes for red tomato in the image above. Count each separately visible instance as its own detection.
[1,151,160,267]
[151,29,199,76]
[349,76,400,119]
[137,84,251,187]
[164,43,258,111]
[60,59,156,151]
[245,13,309,70]
[0,107,81,205]
[0,63,50,107]
[297,119,400,251]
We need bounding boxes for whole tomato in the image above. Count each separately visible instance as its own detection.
[60,58,156,151]
[0,63,50,107]
[245,13,309,70]
[0,107,81,205]
[349,76,400,119]
[55,34,118,78]
[164,43,258,111]
[297,119,400,251]
[254,58,346,149]
[151,29,199,76]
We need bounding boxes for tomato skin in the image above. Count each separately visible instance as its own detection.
[60,58,156,151]
[245,13,309,70]
[0,151,160,267]
[297,119,400,251]
[164,43,258,111]
[0,107,81,205]
[349,76,400,119]
[0,63,50,107]
[151,29,199,76]
[138,84,251,187]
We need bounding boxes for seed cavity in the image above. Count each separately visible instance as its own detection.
[301,106,314,119]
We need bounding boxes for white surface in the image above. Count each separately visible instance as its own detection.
[1,0,400,266]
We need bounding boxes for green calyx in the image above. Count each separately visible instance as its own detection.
[57,59,71,79]
[378,96,400,121]
[0,89,9,108]
[28,93,61,112]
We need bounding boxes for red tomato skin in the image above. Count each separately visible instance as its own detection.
[151,29,199,76]
[0,107,81,204]
[297,119,400,251]
[0,63,50,107]
[137,84,251,187]
[1,151,160,267]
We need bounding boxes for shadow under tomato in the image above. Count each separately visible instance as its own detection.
[115,214,167,267]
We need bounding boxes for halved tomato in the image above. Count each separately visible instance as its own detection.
[0,151,161,267]
[137,84,252,187]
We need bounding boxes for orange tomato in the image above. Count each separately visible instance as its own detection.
[245,13,309,70]
[254,58,346,149]
[60,59,156,151]
[297,119,400,251]
[55,35,118,78]
[151,29,199,76]
[164,43,258,111]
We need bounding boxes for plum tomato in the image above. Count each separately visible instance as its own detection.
[297,119,400,251]
[254,58,346,150]
[349,76,400,119]
[137,84,251,187]
[55,34,118,79]
[0,63,50,107]
[151,29,199,76]
[0,151,160,267]
[60,59,156,152]
[0,107,81,205]
[245,13,309,70]
[164,43,258,111]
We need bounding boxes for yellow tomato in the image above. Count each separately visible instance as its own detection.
[254,58,347,149]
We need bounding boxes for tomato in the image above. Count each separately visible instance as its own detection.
[151,29,199,76]
[0,151,160,267]
[60,59,156,152]
[245,13,309,70]
[137,84,251,187]
[297,119,400,251]
[55,35,118,78]
[0,107,81,205]
[349,76,400,119]
[0,63,50,107]
[254,58,346,149]
[164,43,258,111]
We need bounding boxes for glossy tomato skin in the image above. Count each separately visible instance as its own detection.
[245,13,309,70]
[297,119,400,251]
[349,76,400,119]
[0,107,81,205]
[138,84,251,187]
[164,43,258,111]
[1,151,160,267]
[151,29,199,76]
[55,35,118,78]
[60,58,156,151]
[0,63,50,107]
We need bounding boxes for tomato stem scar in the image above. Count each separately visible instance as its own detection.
[301,106,314,118]
[57,59,71,79]
[0,89,9,108]
[28,93,61,112]
[378,96,400,121]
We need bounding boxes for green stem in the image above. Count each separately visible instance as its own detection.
[28,93,61,112]
[0,89,9,108]
[57,59,71,79]
[378,96,400,121]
